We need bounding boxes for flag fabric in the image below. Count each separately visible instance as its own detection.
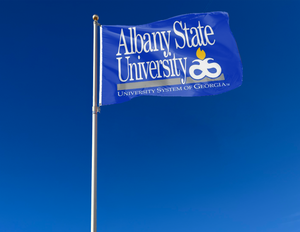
[100,12,242,105]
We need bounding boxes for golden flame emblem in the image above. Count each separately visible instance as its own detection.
[196,47,206,60]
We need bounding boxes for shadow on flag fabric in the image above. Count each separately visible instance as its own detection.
[99,12,243,105]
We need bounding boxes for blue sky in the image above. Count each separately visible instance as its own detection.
[1,0,300,232]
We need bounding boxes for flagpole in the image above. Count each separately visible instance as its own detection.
[91,14,99,232]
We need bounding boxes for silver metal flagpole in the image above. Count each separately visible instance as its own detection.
[91,14,99,232]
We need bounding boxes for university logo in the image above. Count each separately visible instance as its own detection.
[189,47,222,82]
[100,12,242,105]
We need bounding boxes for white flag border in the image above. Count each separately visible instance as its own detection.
[99,25,103,106]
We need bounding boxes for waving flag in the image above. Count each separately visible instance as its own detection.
[99,12,242,105]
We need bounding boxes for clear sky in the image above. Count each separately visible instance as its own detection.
[1,0,300,232]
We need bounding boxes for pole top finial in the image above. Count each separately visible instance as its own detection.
[93,15,99,21]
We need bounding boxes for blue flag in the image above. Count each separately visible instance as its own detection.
[100,12,242,105]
